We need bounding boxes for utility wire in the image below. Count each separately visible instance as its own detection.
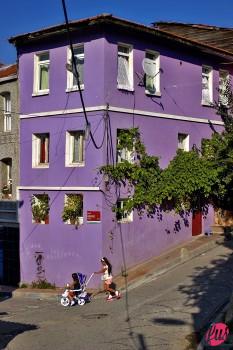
[61,0,105,150]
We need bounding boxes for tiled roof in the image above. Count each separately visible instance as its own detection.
[154,22,233,55]
[9,14,233,60]
[0,64,17,79]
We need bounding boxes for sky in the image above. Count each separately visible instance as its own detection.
[0,0,232,64]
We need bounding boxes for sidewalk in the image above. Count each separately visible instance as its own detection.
[0,233,224,301]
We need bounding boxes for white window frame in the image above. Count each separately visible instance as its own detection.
[65,130,85,167]
[63,194,84,225]
[178,133,189,152]
[145,50,161,96]
[117,199,133,223]
[219,69,230,106]
[31,194,49,224]
[201,65,213,105]
[66,45,84,92]
[117,129,135,164]
[117,43,134,91]
[32,133,50,168]
[3,93,11,132]
[33,52,50,95]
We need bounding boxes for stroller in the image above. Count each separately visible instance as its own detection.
[60,272,94,307]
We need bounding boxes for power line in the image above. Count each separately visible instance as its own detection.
[61,0,106,150]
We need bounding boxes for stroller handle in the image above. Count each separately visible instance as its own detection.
[85,272,94,286]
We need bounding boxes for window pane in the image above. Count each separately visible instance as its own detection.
[39,134,49,163]
[117,55,130,87]
[73,57,84,86]
[39,64,49,90]
[71,131,84,163]
[39,53,49,61]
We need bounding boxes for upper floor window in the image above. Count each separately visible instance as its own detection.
[117,44,133,91]
[3,92,11,132]
[202,65,213,105]
[67,45,84,91]
[33,52,50,94]
[65,130,85,167]
[145,50,160,96]
[219,69,230,106]
[178,133,189,152]
[32,133,49,168]
[117,129,134,163]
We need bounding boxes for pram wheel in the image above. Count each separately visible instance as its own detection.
[78,298,85,306]
[61,297,70,307]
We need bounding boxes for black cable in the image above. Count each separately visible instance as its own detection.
[61,0,106,150]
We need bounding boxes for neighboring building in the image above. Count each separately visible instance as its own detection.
[0,63,20,285]
[9,14,233,287]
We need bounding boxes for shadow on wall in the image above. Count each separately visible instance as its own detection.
[0,319,37,350]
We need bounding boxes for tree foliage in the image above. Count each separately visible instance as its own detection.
[100,81,233,218]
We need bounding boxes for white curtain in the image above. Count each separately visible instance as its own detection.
[117,55,130,87]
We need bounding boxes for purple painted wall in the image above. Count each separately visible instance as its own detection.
[17,20,229,287]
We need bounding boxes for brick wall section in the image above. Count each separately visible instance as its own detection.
[0,73,19,200]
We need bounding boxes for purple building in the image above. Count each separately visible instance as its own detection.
[9,14,233,287]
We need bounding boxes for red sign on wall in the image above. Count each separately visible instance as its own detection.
[87,211,101,223]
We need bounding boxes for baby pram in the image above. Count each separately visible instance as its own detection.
[60,272,93,307]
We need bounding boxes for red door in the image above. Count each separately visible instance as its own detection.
[192,211,202,236]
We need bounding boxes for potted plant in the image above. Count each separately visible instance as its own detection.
[31,194,50,224]
[62,194,83,228]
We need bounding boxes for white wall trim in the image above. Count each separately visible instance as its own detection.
[17,186,100,191]
[20,105,224,126]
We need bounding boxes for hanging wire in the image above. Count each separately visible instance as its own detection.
[61,0,106,150]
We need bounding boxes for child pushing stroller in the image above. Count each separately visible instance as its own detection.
[94,257,121,301]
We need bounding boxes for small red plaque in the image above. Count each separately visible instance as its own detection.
[87,211,101,222]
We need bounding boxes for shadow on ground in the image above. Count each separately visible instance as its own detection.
[177,237,233,349]
[0,319,37,350]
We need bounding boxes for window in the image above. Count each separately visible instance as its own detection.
[117,44,133,91]
[67,45,84,91]
[219,69,230,106]
[31,194,50,224]
[32,133,49,167]
[116,200,133,223]
[145,50,160,95]
[1,158,12,197]
[65,131,85,167]
[202,65,213,105]
[34,52,50,94]
[63,194,83,225]
[3,93,11,132]
[117,129,134,163]
[178,133,189,152]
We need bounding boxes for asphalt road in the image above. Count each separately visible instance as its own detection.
[1,241,233,350]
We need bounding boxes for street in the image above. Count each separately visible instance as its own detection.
[1,241,233,350]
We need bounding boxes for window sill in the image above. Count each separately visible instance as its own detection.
[32,91,49,97]
[117,86,134,92]
[145,91,161,97]
[117,219,133,224]
[201,101,214,107]
[32,164,49,169]
[66,86,84,93]
[65,217,84,225]
[65,163,85,168]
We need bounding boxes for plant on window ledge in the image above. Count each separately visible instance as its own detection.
[62,194,83,228]
[31,194,50,224]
